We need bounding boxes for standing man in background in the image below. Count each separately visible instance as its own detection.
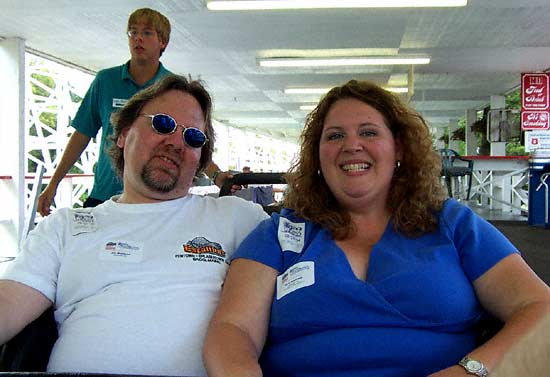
[38,8,172,215]
[37,8,228,216]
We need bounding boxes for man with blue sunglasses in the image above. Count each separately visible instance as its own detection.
[37,8,229,217]
[0,74,269,376]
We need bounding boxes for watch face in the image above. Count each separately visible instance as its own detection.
[466,359,482,372]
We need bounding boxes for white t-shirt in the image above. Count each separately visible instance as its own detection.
[2,194,268,376]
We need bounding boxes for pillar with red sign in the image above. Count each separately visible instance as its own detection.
[522,73,550,227]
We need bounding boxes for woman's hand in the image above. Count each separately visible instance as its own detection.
[428,364,470,377]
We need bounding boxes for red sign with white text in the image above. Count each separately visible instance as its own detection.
[522,111,549,130]
[522,73,549,111]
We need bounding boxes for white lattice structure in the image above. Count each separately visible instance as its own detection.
[25,53,97,212]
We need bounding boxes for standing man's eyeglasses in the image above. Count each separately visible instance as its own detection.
[141,114,208,149]
[127,29,156,39]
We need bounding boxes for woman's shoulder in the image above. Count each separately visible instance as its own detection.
[278,207,301,221]
[241,207,322,245]
[439,198,478,225]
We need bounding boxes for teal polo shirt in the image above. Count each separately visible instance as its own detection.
[72,61,172,201]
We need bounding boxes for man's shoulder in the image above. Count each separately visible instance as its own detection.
[194,195,267,215]
[50,207,95,224]
[29,207,78,235]
[95,63,126,80]
[438,198,477,228]
[158,62,173,76]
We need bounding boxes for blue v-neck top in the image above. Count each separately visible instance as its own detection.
[232,199,518,377]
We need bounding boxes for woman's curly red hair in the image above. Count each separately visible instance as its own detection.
[284,80,447,239]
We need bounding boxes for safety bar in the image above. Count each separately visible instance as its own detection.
[219,172,286,197]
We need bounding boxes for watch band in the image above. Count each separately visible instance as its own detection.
[459,356,488,377]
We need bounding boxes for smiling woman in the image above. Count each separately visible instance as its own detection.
[285,79,445,239]
[318,97,402,222]
[203,79,550,377]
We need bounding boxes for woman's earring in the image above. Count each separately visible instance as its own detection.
[395,160,401,169]
[317,169,321,176]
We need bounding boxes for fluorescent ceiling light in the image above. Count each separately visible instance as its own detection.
[385,87,409,93]
[300,105,317,111]
[286,87,408,94]
[208,0,467,10]
[259,56,430,67]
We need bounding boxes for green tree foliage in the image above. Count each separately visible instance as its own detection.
[30,72,55,97]
[30,71,58,137]
[39,112,57,129]
[505,88,527,156]
[506,89,520,109]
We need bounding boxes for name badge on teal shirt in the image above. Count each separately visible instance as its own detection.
[112,98,128,108]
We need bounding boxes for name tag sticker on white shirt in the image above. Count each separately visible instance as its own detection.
[70,211,98,235]
[276,261,315,300]
[112,98,128,108]
[100,240,144,263]
[277,217,305,253]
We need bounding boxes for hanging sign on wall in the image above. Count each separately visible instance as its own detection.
[522,73,549,111]
[522,73,550,131]
[522,111,549,131]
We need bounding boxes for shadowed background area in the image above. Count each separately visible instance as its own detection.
[490,220,550,285]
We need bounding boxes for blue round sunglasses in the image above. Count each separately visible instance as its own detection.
[142,113,208,149]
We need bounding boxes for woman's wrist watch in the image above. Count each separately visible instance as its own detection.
[459,356,488,377]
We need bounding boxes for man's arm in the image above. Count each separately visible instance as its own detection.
[491,314,550,377]
[37,130,91,217]
[204,259,276,377]
[204,161,243,193]
[205,161,226,188]
[0,280,52,345]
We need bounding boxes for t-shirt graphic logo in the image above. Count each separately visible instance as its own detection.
[175,236,226,264]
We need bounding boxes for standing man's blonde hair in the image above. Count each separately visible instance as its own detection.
[127,8,171,56]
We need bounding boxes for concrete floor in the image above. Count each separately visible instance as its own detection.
[466,202,528,222]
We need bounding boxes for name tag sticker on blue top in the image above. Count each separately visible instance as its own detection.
[276,261,315,300]
[70,210,98,235]
[100,240,144,263]
[278,217,305,253]
[112,98,128,108]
